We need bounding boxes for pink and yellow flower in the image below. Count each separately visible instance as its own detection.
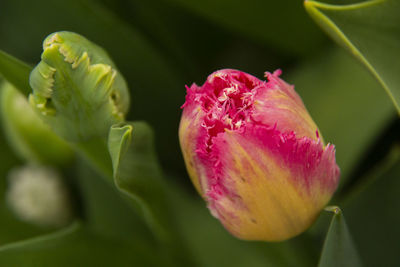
[179,69,340,241]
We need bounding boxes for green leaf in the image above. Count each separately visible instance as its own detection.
[318,206,362,267]
[0,221,161,267]
[108,122,170,240]
[341,148,400,267]
[158,0,327,56]
[287,48,395,183]
[305,0,400,114]
[0,50,32,96]
[108,122,193,266]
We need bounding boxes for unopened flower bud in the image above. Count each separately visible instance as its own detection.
[6,165,73,227]
[179,69,340,241]
[29,31,130,141]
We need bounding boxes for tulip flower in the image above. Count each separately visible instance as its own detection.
[179,69,340,241]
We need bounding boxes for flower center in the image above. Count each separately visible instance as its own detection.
[200,71,259,151]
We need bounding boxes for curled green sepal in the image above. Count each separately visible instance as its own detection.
[318,206,362,267]
[108,121,170,241]
[29,31,130,142]
[108,122,194,266]
[0,81,73,165]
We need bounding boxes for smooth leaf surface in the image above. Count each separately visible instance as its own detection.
[0,50,32,96]
[108,122,168,240]
[287,48,395,183]
[318,206,362,267]
[305,0,400,113]
[342,148,400,267]
[159,0,327,56]
[108,122,193,266]
[0,222,160,267]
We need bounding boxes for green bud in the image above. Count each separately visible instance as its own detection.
[0,81,73,165]
[29,31,130,142]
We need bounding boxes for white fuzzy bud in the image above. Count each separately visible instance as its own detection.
[6,165,73,227]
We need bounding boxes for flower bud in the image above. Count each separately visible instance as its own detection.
[0,81,73,165]
[6,165,74,227]
[29,31,130,141]
[179,69,340,241]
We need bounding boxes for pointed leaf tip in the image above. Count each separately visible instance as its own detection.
[318,206,362,267]
[324,206,341,214]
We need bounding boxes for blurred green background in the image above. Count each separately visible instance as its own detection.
[0,0,399,266]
